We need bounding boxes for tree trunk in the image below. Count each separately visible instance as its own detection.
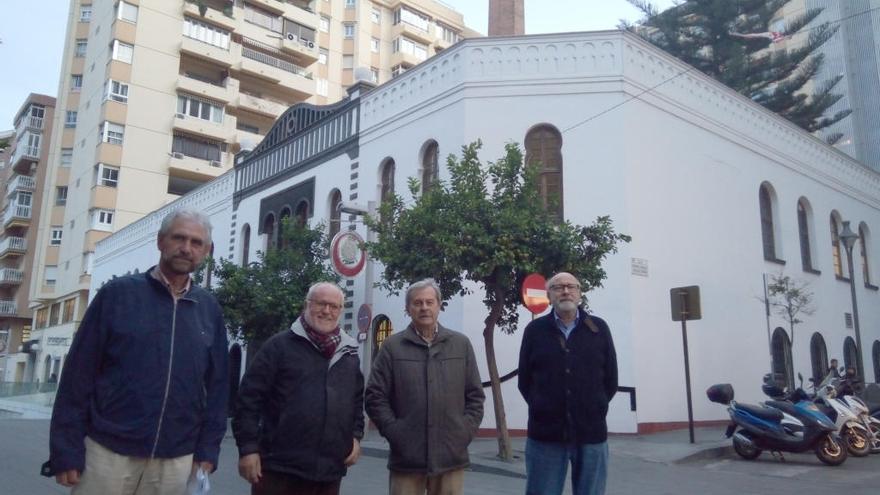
[483,289,513,461]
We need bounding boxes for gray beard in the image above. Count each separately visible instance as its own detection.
[555,300,578,313]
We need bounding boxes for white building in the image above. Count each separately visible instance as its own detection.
[91,30,880,434]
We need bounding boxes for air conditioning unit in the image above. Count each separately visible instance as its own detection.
[209,160,222,168]
[307,40,315,49]
[175,112,186,119]
[286,33,296,41]
[172,152,184,159]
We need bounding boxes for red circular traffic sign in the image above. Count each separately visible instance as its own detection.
[357,304,372,333]
[330,231,366,278]
[521,273,549,314]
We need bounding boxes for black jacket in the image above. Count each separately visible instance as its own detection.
[517,309,617,444]
[47,268,229,475]
[232,318,364,482]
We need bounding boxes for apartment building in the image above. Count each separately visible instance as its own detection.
[25,0,475,383]
[1,95,59,383]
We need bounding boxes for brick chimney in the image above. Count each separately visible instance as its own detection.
[488,0,524,36]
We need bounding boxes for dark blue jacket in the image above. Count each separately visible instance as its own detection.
[518,309,617,444]
[47,268,229,474]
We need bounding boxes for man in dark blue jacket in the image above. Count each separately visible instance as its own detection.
[46,208,229,494]
[518,272,617,495]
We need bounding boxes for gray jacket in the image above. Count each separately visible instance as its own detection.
[365,324,485,474]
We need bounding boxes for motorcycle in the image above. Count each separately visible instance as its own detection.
[707,382,847,466]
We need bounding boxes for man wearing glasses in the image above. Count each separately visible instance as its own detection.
[233,282,364,495]
[518,272,618,495]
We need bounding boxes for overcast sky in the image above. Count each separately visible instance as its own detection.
[0,0,674,128]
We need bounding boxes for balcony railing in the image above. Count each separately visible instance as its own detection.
[2,204,32,225]
[0,300,16,316]
[12,145,40,165]
[0,268,24,285]
[6,175,36,197]
[0,237,26,254]
[15,116,43,134]
[241,37,311,78]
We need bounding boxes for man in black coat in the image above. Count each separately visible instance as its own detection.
[233,282,364,495]
[518,272,618,495]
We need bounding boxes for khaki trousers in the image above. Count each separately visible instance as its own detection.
[71,437,193,495]
[389,469,464,495]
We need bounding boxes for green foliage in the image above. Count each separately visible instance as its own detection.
[624,0,850,141]
[767,273,815,346]
[366,140,631,334]
[210,218,339,344]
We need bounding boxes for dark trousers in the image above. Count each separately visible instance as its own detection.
[252,470,342,495]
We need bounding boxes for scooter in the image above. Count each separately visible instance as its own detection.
[775,373,872,457]
[707,383,847,466]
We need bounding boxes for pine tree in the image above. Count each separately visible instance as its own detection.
[624,0,850,143]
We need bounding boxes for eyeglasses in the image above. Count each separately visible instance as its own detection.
[550,284,580,292]
[308,299,342,312]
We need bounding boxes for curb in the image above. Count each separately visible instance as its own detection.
[674,445,734,464]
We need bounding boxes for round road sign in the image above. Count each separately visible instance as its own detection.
[330,231,366,278]
[357,304,372,333]
[521,273,549,314]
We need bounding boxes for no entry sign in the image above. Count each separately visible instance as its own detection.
[521,273,549,314]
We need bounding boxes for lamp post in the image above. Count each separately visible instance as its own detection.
[839,220,864,380]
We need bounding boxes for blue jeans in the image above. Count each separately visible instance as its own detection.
[525,438,608,495]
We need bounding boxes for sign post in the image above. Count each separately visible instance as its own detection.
[670,285,701,444]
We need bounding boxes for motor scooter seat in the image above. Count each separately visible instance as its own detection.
[738,403,783,422]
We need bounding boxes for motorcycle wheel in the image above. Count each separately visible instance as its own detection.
[868,421,880,454]
[815,434,848,466]
[732,431,761,460]
[843,427,871,457]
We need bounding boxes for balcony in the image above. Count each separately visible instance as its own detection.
[15,115,44,135]
[2,204,31,228]
[180,36,234,67]
[6,175,36,197]
[392,22,434,45]
[172,113,236,142]
[389,50,425,70]
[12,145,40,174]
[0,300,15,316]
[284,3,319,33]
[280,36,319,65]
[236,92,288,118]
[239,40,314,98]
[0,268,24,286]
[0,237,27,259]
[168,152,228,182]
[183,1,237,32]
[177,74,236,104]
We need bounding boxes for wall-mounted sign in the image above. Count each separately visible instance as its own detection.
[331,231,366,278]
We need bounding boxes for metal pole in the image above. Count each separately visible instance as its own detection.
[845,245,864,380]
[762,273,773,374]
[679,290,695,444]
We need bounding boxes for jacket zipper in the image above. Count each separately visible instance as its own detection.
[150,297,178,459]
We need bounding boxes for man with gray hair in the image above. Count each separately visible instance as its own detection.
[518,272,618,495]
[366,279,485,495]
[234,281,364,495]
[46,208,229,494]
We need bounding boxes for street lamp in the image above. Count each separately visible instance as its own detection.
[839,220,864,380]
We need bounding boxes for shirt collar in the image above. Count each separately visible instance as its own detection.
[151,267,191,299]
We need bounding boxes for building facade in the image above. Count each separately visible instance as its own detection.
[92,31,880,432]
[23,0,475,384]
[0,95,59,383]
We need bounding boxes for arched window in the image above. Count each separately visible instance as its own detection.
[43,354,53,383]
[294,200,309,226]
[759,183,779,261]
[830,214,843,277]
[809,332,828,385]
[328,189,342,240]
[278,207,292,249]
[797,198,815,271]
[421,140,439,193]
[843,336,860,380]
[262,213,276,251]
[380,159,395,205]
[859,223,872,286]
[872,341,880,384]
[241,224,251,266]
[525,124,563,220]
[372,315,393,358]
[771,327,794,389]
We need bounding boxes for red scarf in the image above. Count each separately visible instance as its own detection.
[301,317,341,359]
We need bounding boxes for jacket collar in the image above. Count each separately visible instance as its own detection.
[402,322,453,347]
[549,307,599,333]
[290,317,359,367]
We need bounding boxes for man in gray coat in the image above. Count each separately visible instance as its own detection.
[366,279,485,495]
